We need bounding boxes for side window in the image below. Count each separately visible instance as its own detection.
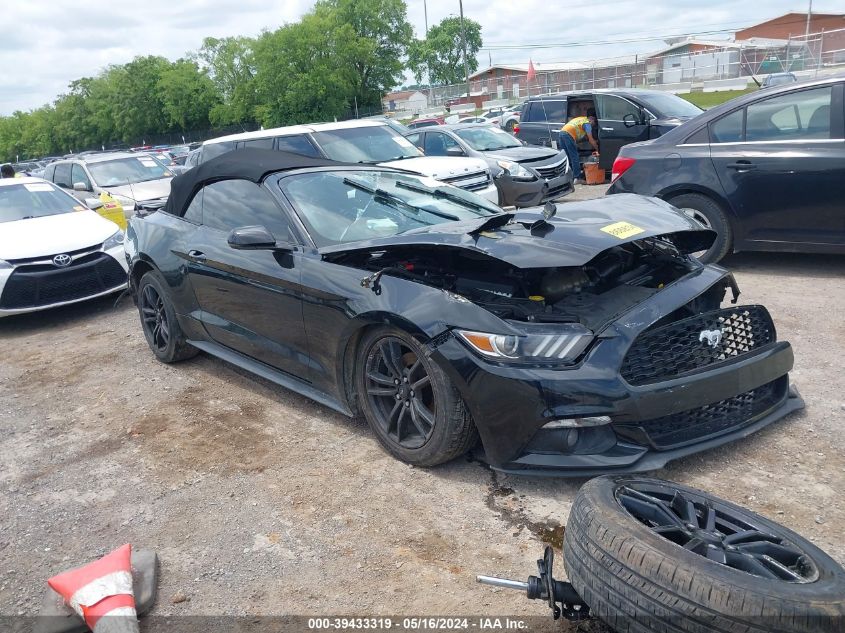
[745,86,833,141]
[684,127,709,144]
[595,95,640,121]
[406,133,422,150]
[239,137,274,150]
[710,109,744,143]
[43,164,56,181]
[53,163,72,188]
[71,164,91,190]
[532,100,566,123]
[276,135,321,158]
[201,141,235,162]
[182,189,203,223]
[424,132,461,156]
[201,179,291,240]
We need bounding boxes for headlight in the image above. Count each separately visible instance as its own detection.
[111,194,136,211]
[496,159,534,180]
[456,324,593,364]
[102,229,125,251]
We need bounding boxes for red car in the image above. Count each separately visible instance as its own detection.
[407,117,446,129]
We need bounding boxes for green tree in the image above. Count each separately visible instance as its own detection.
[315,0,412,108]
[408,16,482,87]
[196,36,257,126]
[111,56,170,142]
[252,10,357,127]
[157,59,219,131]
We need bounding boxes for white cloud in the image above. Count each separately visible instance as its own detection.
[1,0,838,113]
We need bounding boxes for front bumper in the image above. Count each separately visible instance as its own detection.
[495,172,574,207]
[431,269,802,476]
[0,247,128,317]
[470,182,500,204]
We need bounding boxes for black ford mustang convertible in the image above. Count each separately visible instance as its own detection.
[125,149,803,476]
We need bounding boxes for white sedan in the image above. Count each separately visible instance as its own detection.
[0,177,128,316]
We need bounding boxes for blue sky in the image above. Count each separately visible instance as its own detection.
[1,0,840,114]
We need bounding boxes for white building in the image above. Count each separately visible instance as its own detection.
[382,90,428,115]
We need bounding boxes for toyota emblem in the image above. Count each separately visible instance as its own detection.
[52,253,72,268]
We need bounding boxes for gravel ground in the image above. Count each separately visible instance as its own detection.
[1,182,843,630]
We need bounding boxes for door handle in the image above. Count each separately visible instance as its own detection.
[601,127,614,132]
[727,161,756,171]
[188,250,206,263]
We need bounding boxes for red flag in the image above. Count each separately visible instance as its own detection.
[527,59,536,82]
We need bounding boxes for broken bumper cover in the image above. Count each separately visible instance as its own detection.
[495,171,573,207]
[433,332,802,477]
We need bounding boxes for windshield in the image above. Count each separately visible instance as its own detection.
[312,126,423,163]
[454,126,522,151]
[0,182,81,223]
[279,170,500,247]
[637,93,703,119]
[88,156,172,186]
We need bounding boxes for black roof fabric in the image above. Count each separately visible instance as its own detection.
[164,148,350,217]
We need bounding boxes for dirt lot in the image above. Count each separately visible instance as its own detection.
[2,184,844,628]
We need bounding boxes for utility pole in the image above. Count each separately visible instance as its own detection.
[805,0,813,40]
[459,0,471,103]
[424,0,433,106]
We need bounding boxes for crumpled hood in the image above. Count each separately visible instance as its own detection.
[103,178,172,202]
[483,146,559,163]
[0,211,119,260]
[380,156,489,178]
[321,194,716,269]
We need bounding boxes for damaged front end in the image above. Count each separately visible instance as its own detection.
[323,194,802,475]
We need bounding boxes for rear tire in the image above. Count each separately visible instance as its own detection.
[355,327,478,466]
[137,270,197,363]
[563,476,845,633]
[667,193,732,263]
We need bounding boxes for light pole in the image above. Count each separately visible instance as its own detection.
[424,0,433,105]
[459,0,471,103]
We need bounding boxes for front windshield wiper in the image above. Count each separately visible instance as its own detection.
[343,177,459,221]
[395,180,493,216]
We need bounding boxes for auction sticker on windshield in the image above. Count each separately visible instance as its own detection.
[601,221,645,239]
[394,137,414,148]
[24,183,54,192]
[138,158,157,168]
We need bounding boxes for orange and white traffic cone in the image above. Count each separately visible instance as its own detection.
[47,544,139,633]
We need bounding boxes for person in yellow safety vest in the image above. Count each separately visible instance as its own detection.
[559,108,599,183]
[97,190,128,230]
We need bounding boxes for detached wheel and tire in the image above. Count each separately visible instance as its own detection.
[355,327,477,467]
[137,271,197,363]
[668,193,732,264]
[563,476,845,632]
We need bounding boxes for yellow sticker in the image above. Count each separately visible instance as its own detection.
[601,221,645,240]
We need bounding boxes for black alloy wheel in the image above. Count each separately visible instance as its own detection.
[364,336,436,450]
[140,283,170,353]
[616,481,818,583]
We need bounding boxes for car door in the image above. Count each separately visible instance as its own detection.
[184,178,311,378]
[516,99,567,148]
[594,94,651,171]
[708,83,845,247]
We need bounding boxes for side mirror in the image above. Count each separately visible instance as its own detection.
[84,198,104,210]
[227,225,289,250]
[73,181,90,192]
[623,113,639,128]
[446,146,465,157]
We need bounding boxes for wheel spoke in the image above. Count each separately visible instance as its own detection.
[705,545,727,564]
[395,404,407,442]
[671,491,698,525]
[683,537,706,554]
[618,489,685,528]
[724,529,778,545]
[409,400,430,438]
[141,307,156,317]
[411,374,431,390]
[703,506,716,532]
[160,318,169,339]
[367,371,396,387]
[384,400,402,433]
[412,399,434,429]
[379,341,403,378]
[736,541,802,563]
[367,387,395,397]
[755,555,807,583]
[726,551,780,580]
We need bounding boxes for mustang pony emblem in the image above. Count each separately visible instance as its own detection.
[699,329,723,347]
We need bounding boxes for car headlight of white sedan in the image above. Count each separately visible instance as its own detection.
[102,229,125,251]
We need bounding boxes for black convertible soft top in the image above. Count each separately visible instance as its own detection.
[164,148,351,217]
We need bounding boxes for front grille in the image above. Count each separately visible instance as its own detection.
[615,377,787,450]
[621,305,775,386]
[534,158,567,179]
[442,170,490,192]
[0,253,126,309]
[6,243,102,266]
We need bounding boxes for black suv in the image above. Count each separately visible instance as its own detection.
[608,76,845,262]
[515,89,703,171]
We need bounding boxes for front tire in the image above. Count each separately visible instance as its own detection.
[563,476,845,633]
[137,270,197,363]
[668,192,732,263]
[355,327,478,467]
